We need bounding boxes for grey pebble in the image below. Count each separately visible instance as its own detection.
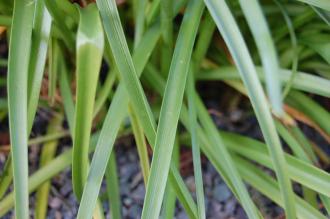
[213,184,232,202]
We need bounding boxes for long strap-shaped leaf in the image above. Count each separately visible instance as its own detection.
[7,0,35,217]
[105,152,122,219]
[160,0,173,76]
[239,0,283,116]
[145,64,262,218]
[286,91,330,134]
[35,114,63,219]
[133,0,147,48]
[146,63,321,217]
[1,0,52,203]
[44,0,75,51]
[312,6,330,25]
[128,105,150,185]
[141,1,204,218]
[0,132,101,217]
[59,67,74,133]
[47,37,58,106]
[72,3,104,200]
[96,0,156,137]
[275,0,299,98]
[192,130,327,219]
[77,3,198,218]
[220,132,330,197]
[27,0,51,132]
[197,66,330,97]
[186,69,206,219]
[234,156,327,219]
[296,0,330,11]
[203,1,296,218]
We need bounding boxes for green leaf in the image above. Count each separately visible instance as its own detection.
[239,0,283,116]
[286,91,330,134]
[128,105,150,185]
[105,152,122,219]
[141,1,204,218]
[274,9,315,42]
[0,156,12,199]
[161,140,179,219]
[7,0,35,217]
[94,71,116,117]
[35,114,63,219]
[234,156,327,219]
[47,38,59,106]
[301,34,330,64]
[186,68,205,219]
[77,22,159,219]
[0,15,11,26]
[296,0,330,11]
[160,0,173,76]
[0,132,100,217]
[275,120,310,162]
[203,1,296,218]
[144,63,261,219]
[27,0,52,132]
[312,6,330,25]
[133,0,147,48]
[59,65,75,133]
[193,11,215,68]
[274,0,299,98]
[221,132,330,197]
[44,0,75,51]
[275,121,318,207]
[72,3,104,200]
[96,0,156,144]
[78,2,198,219]
[178,127,328,219]
[197,66,330,97]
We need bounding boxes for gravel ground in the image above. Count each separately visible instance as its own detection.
[1,143,251,219]
[0,37,286,219]
[1,107,286,219]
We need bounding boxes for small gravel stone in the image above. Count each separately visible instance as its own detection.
[213,184,232,202]
[123,197,133,207]
[49,197,62,209]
